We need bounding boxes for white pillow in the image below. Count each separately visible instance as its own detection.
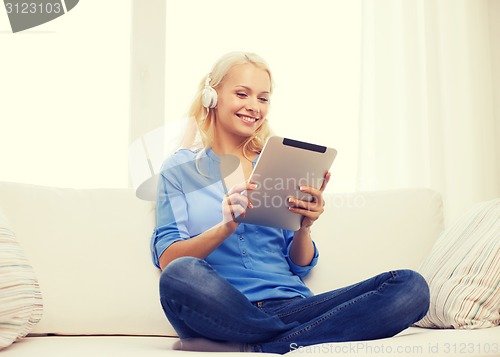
[416,199,499,329]
[0,208,43,350]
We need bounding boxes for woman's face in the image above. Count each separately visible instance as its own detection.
[214,63,271,142]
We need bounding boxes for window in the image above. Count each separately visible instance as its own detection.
[0,1,131,188]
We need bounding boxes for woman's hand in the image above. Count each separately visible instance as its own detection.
[160,181,256,270]
[221,182,256,235]
[288,171,331,229]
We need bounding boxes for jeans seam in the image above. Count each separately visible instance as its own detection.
[274,290,377,342]
[168,298,280,339]
[377,271,398,292]
[162,273,271,338]
[275,284,361,319]
[274,271,400,342]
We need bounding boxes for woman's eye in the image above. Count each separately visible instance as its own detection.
[236,92,248,98]
[259,97,269,103]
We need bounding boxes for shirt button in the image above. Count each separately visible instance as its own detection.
[242,250,246,255]
[239,236,244,241]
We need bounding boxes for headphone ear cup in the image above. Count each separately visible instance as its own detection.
[201,86,218,109]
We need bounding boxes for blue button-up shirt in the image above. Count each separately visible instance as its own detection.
[150,147,318,302]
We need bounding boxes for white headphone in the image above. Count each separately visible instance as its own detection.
[201,75,218,109]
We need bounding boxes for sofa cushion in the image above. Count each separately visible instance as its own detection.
[3,327,500,357]
[416,199,500,329]
[0,182,175,337]
[0,208,43,350]
[304,188,444,292]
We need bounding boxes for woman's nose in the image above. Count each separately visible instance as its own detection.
[247,98,260,116]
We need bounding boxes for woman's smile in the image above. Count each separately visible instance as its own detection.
[236,114,260,125]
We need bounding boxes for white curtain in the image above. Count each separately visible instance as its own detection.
[358,0,500,224]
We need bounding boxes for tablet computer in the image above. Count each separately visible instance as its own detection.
[235,136,337,231]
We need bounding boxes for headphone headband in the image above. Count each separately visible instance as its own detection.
[204,75,211,87]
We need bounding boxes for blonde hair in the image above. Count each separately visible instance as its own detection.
[185,51,274,160]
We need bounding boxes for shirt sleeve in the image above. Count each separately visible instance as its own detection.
[284,229,319,278]
[150,155,191,269]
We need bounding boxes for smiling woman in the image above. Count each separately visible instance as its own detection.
[210,64,271,156]
[150,50,430,354]
[189,52,274,167]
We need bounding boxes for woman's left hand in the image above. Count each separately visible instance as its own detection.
[288,171,331,229]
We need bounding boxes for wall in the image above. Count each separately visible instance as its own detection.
[490,0,500,195]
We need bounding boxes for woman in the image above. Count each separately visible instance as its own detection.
[150,51,429,354]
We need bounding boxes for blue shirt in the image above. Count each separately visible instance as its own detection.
[150,147,319,302]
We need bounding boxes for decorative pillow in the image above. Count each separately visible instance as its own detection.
[0,208,43,350]
[415,199,499,329]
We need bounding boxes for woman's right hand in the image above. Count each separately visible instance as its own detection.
[221,182,257,235]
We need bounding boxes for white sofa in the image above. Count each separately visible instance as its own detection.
[0,182,498,356]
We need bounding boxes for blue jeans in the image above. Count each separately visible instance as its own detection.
[159,257,429,354]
